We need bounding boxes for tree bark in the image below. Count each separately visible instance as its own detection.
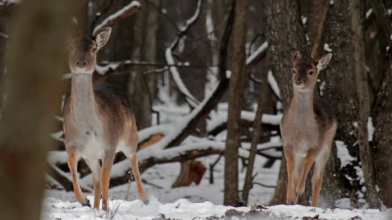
[127,9,152,129]
[0,1,76,220]
[322,0,372,208]
[350,0,379,208]
[372,41,392,208]
[306,0,330,58]
[224,0,247,206]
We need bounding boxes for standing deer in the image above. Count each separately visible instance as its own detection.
[280,51,335,206]
[63,27,147,211]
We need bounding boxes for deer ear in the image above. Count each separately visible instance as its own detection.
[95,27,112,50]
[316,53,332,71]
[292,51,301,62]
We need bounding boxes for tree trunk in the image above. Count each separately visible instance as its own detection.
[305,0,330,59]
[261,0,309,205]
[350,0,379,208]
[242,54,271,205]
[224,0,247,206]
[372,41,392,208]
[127,7,151,129]
[0,1,76,220]
[143,0,159,107]
[322,0,373,208]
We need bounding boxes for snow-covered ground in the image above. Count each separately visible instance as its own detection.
[42,196,384,220]
[44,156,387,220]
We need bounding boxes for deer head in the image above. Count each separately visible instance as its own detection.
[68,27,112,74]
[291,52,332,92]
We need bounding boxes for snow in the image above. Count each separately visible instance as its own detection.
[180,0,202,31]
[0,0,21,5]
[207,110,282,132]
[246,42,268,65]
[324,43,332,52]
[42,197,384,220]
[268,71,281,99]
[335,140,355,168]
[366,9,373,19]
[368,117,375,141]
[95,63,120,75]
[93,1,141,35]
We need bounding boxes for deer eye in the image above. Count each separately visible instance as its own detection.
[92,48,97,53]
[309,71,314,75]
[292,69,296,74]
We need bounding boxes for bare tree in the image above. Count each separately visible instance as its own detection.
[0,0,77,220]
[224,0,248,206]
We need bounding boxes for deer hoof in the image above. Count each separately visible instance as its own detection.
[143,200,149,205]
[81,197,90,207]
[286,201,294,205]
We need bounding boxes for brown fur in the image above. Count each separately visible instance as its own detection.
[280,52,336,206]
[63,28,147,211]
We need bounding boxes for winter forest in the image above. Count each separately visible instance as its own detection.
[0,0,392,219]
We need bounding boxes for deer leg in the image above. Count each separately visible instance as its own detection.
[85,158,102,209]
[101,153,115,211]
[293,156,304,204]
[66,149,89,206]
[285,150,296,204]
[296,151,317,198]
[311,146,330,206]
[129,153,147,202]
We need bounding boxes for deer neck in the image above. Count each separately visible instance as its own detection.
[70,73,100,126]
[291,90,314,116]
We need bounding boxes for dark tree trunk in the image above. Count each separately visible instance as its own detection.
[372,41,392,208]
[322,0,374,208]
[0,0,76,220]
[224,0,247,206]
[127,9,152,129]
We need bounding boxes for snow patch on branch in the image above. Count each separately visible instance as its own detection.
[268,71,281,99]
[207,111,282,132]
[180,0,202,31]
[165,45,199,107]
[93,1,141,35]
[246,41,268,65]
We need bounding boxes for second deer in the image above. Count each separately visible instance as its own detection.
[63,27,147,211]
[280,51,335,206]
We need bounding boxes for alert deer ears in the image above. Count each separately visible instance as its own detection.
[316,53,332,72]
[292,51,301,63]
[95,27,112,50]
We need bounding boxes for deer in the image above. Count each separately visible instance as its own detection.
[280,51,335,207]
[63,27,147,211]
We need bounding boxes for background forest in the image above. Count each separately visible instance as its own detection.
[0,0,392,219]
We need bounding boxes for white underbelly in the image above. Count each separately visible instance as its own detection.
[79,138,105,159]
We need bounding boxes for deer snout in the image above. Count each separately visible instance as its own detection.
[76,60,88,68]
[295,80,302,86]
